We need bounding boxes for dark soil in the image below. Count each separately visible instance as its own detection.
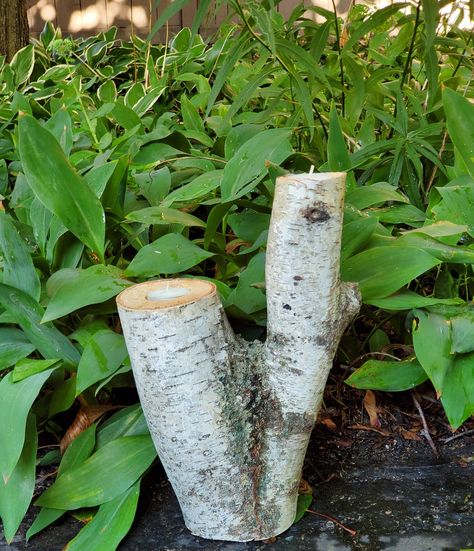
[1,375,473,551]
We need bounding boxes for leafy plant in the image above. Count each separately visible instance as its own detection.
[0,0,473,547]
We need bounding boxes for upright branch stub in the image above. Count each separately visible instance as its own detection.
[254,173,361,535]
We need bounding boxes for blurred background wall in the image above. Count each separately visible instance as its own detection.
[26,0,380,40]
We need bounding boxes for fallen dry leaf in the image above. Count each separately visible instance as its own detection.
[320,418,337,431]
[364,389,381,428]
[401,430,422,441]
[349,424,390,437]
[60,405,120,454]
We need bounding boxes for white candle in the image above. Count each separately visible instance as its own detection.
[147,287,191,301]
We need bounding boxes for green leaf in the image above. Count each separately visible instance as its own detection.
[83,161,118,198]
[0,211,41,301]
[0,284,80,365]
[27,425,97,540]
[394,233,474,264]
[125,233,214,277]
[346,182,408,210]
[44,109,73,156]
[0,414,37,543]
[433,183,474,236]
[294,493,312,524]
[132,143,183,166]
[450,310,474,354]
[111,103,141,131]
[327,106,355,189]
[440,353,474,429]
[12,358,61,383]
[18,115,105,261]
[341,217,378,262]
[227,252,266,315]
[36,435,156,509]
[43,265,133,323]
[0,369,55,481]
[10,45,35,86]
[227,211,270,242]
[65,480,140,551]
[443,88,474,179]
[341,247,440,300]
[26,507,65,541]
[0,328,35,371]
[181,93,205,133]
[163,171,223,206]
[76,330,128,396]
[220,129,293,201]
[126,206,205,228]
[412,310,452,395]
[346,358,428,392]
[96,404,148,449]
[366,291,463,310]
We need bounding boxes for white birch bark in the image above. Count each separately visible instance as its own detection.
[117,173,360,542]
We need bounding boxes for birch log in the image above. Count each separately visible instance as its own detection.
[117,172,360,542]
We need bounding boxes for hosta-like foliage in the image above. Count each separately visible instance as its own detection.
[0,0,473,546]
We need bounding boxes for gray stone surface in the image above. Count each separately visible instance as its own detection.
[2,439,473,551]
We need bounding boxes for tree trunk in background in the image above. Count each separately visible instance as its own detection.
[0,0,29,61]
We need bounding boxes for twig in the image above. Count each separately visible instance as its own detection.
[412,393,439,456]
[441,429,474,444]
[307,509,357,536]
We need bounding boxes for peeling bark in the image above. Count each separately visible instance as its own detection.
[117,173,361,542]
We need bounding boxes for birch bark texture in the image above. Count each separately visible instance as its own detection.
[117,172,360,542]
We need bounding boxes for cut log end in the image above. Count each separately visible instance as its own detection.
[116,279,216,311]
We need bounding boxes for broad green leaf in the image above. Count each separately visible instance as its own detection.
[181,93,205,133]
[96,404,148,449]
[440,353,474,429]
[10,45,35,86]
[370,204,426,225]
[403,222,467,239]
[0,415,37,544]
[48,377,76,417]
[126,206,205,228]
[367,291,463,310]
[111,103,141,130]
[227,252,266,315]
[26,507,65,541]
[27,425,97,540]
[443,88,474,179]
[341,217,378,262]
[163,171,223,206]
[341,247,440,300]
[220,129,293,201]
[125,233,214,277]
[412,310,452,395]
[0,328,35,371]
[83,161,118,198]
[346,358,428,392]
[327,106,355,189]
[0,211,41,300]
[18,116,105,261]
[227,211,270,242]
[43,266,133,323]
[36,435,156,509]
[450,310,474,354]
[224,125,263,160]
[44,109,73,156]
[0,284,80,365]
[135,167,171,206]
[0,369,55,481]
[433,183,474,236]
[294,493,312,524]
[65,480,140,551]
[132,143,183,165]
[76,330,128,396]
[394,233,474,264]
[346,182,408,210]
[12,358,61,383]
